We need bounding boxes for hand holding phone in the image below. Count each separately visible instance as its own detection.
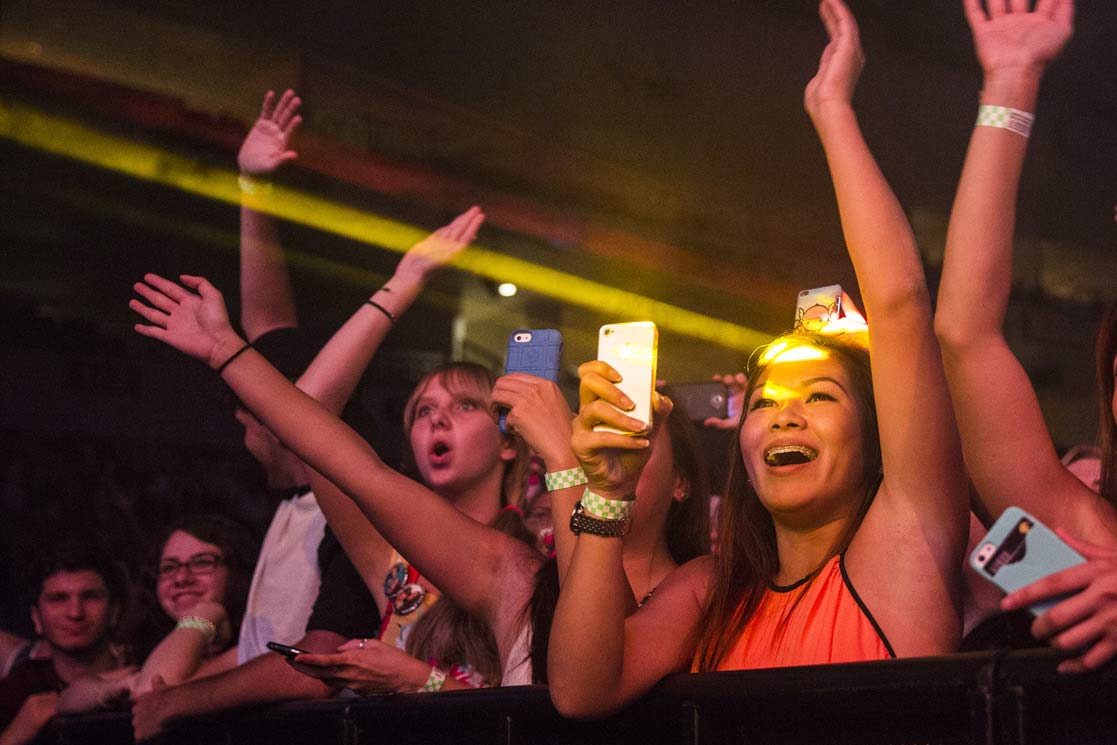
[593,322,658,435]
[970,507,1085,616]
[500,329,563,433]
[266,641,309,659]
[662,382,729,422]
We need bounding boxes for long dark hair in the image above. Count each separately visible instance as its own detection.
[1095,303,1117,508]
[693,333,882,671]
[527,402,712,683]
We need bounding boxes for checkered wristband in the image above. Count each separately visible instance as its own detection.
[581,488,634,520]
[420,666,447,692]
[976,105,1034,139]
[544,467,588,491]
[176,616,216,641]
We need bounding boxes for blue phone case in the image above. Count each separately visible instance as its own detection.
[969,506,1085,616]
[500,329,563,433]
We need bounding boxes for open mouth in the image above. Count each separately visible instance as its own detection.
[764,445,818,467]
[432,443,450,457]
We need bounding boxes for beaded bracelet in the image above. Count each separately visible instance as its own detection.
[176,616,217,641]
[544,466,588,492]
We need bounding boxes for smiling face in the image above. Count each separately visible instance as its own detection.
[406,375,514,498]
[739,352,866,527]
[156,530,230,620]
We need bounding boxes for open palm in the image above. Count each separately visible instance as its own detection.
[238,89,302,176]
[964,0,1073,74]
[130,274,235,365]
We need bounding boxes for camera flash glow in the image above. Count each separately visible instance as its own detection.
[497,283,518,297]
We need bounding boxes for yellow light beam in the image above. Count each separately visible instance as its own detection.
[0,97,771,351]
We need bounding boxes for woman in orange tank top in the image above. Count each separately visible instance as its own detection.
[548,0,971,718]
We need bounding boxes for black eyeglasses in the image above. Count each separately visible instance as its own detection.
[157,553,225,579]
[383,562,426,616]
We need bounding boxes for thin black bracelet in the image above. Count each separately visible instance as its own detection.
[365,299,397,323]
[216,342,252,374]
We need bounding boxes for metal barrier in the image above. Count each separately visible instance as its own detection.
[44,649,1117,745]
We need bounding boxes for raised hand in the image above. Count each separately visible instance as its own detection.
[394,206,485,284]
[963,0,1074,76]
[571,361,670,499]
[289,638,432,695]
[1001,529,1117,673]
[491,373,575,466]
[703,372,748,431]
[804,0,864,118]
[237,89,302,176]
[130,274,242,368]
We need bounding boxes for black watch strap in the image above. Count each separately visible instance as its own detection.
[569,501,631,537]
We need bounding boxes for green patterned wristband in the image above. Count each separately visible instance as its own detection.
[976,105,1034,139]
[544,467,588,491]
[581,488,634,520]
[420,666,447,692]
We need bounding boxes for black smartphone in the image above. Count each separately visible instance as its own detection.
[266,641,309,659]
[663,382,729,421]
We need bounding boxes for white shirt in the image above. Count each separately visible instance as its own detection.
[237,491,326,664]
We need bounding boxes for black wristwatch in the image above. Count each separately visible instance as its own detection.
[569,501,631,537]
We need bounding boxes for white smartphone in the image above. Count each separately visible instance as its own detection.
[970,506,1085,616]
[594,322,658,435]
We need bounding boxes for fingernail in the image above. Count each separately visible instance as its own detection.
[620,396,634,409]
[636,438,650,448]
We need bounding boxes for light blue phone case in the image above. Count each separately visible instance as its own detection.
[969,506,1085,616]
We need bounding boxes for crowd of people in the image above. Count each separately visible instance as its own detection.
[4,0,1115,742]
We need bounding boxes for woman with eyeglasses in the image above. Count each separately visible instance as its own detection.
[59,515,258,711]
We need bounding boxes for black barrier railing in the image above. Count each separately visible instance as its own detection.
[41,649,1117,745]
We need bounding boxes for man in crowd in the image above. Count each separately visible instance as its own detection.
[0,549,127,745]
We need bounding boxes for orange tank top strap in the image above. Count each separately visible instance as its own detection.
[377,550,440,650]
[712,553,894,671]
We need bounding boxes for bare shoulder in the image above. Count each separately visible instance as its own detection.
[655,555,715,606]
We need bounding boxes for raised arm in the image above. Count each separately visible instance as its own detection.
[130,273,537,634]
[238,89,301,341]
[931,0,1113,540]
[804,0,967,654]
[296,206,483,414]
[291,207,482,609]
[548,365,708,717]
